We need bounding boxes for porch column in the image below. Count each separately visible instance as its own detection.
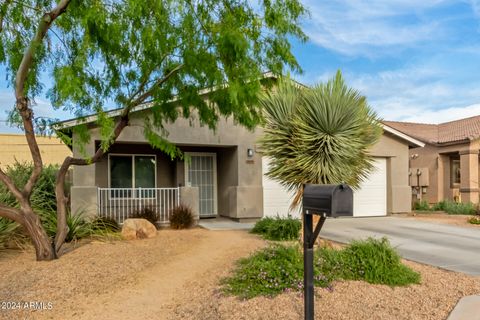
[460,150,479,204]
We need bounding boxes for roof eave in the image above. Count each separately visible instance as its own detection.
[382,124,425,148]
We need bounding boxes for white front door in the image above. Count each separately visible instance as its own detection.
[185,153,217,217]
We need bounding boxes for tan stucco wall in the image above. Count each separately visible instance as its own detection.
[369,132,412,213]
[0,134,71,168]
[408,140,480,204]
[71,111,263,220]
[70,112,414,218]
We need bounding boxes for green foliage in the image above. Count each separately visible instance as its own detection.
[259,72,383,208]
[0,162,118,246]
[251,216,301,241]
[413,200,431,211]
[222,244,324,298]
[316,237,421,286]
[1,0,307,154]
[468,216,480,225]
[0,218,27,250]
[169,204,194,229]
[0,161,58,213]
[223,238,420,299]
[432,200,477,215]
[91,216,120,233]
[131,206,160,226]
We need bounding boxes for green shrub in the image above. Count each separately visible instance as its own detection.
[413,200,431,211]
[91,216,120,233]
[432,200,477,215]
[468,216,480,225]
[251,216,301,241]
[0,217,27,250]
[223,238,421,299]
[222,244,330,298]
[169,204,194,229]
[131,206,160,225]
[316,237,421,286]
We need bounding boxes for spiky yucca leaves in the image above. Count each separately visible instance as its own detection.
[259,71,382,208]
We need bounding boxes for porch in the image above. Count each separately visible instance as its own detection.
[70,141,263,223]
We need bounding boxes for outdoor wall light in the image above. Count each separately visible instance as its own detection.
[247,148,254,158]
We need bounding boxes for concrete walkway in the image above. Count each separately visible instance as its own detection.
[321,216,480,276]
[448,295,480,320]
[198,217,255,231]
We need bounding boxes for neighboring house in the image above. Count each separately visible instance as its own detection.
[384,116,480,205]
[0,133,71,169]
[56,80,424,223]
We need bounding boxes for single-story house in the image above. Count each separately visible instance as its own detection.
[0,134,71,169]
[56,79,424,223]
[384,117,480,205]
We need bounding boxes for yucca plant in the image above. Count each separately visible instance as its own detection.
[259,71,382,208]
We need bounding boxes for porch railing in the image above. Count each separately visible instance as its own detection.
[97,187,180,224]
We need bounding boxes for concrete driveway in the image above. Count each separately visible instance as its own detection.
[321,216,480,276]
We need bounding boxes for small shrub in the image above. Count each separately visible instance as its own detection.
[251,216,301,241]
[316,237,421,286]
[0,217,28,250]
[131,206,160,225]
[169,204,194,229]
[91,216,120,233]
[432,200,477,215]
[413,200,430,211]
[223,238,420,299]
[222,244,330,298]
[468,216,480,225]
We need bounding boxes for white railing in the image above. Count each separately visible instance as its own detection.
[97,188,180,224]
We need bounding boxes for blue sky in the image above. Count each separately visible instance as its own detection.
[2,0,480,132]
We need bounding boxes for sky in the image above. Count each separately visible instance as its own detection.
[2,0,480,132]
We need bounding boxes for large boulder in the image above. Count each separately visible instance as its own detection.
[121,218,157,240]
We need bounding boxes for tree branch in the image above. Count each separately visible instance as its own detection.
[128,63,184,110]
[0,167,23,202]
[0,204,23,224]
[15,0,71,198]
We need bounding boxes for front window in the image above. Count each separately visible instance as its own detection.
[110,155,156,196]
[450,158,460,186]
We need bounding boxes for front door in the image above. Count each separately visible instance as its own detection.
[185,153,217,217]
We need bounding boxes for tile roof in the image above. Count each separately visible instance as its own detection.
[383,115,480,144]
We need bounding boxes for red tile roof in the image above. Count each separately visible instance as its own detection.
[383,115,480,144]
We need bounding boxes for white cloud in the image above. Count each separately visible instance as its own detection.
[302,0,453,56]
[296,62,480,124]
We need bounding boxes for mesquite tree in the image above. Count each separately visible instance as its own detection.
[0,0,307,260]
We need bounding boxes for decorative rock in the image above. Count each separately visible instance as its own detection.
[121,218,157,240]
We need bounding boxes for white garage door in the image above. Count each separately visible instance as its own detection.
[262,157,301,218]
[353,158,387,217]
[262,157,387,218]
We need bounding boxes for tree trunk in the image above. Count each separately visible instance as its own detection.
[0,204,55,260]
[22,207,55,261]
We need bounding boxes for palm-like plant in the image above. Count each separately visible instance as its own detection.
[259,71,382,208]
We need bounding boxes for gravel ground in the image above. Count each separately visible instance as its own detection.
[0,228,479,320]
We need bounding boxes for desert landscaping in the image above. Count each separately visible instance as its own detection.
[0,227,479,320]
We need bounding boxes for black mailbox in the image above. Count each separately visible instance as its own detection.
[303,184,353,217]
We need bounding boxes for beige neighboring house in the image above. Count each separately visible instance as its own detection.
[0,134,71,169]
[55,76,424,224]
[384,116,480,205]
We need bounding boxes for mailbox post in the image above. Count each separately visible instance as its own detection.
[302,184,353,320]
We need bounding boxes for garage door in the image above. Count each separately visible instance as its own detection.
[262,157,301,218]
[262,157,387,218]
[353,158,387,217]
